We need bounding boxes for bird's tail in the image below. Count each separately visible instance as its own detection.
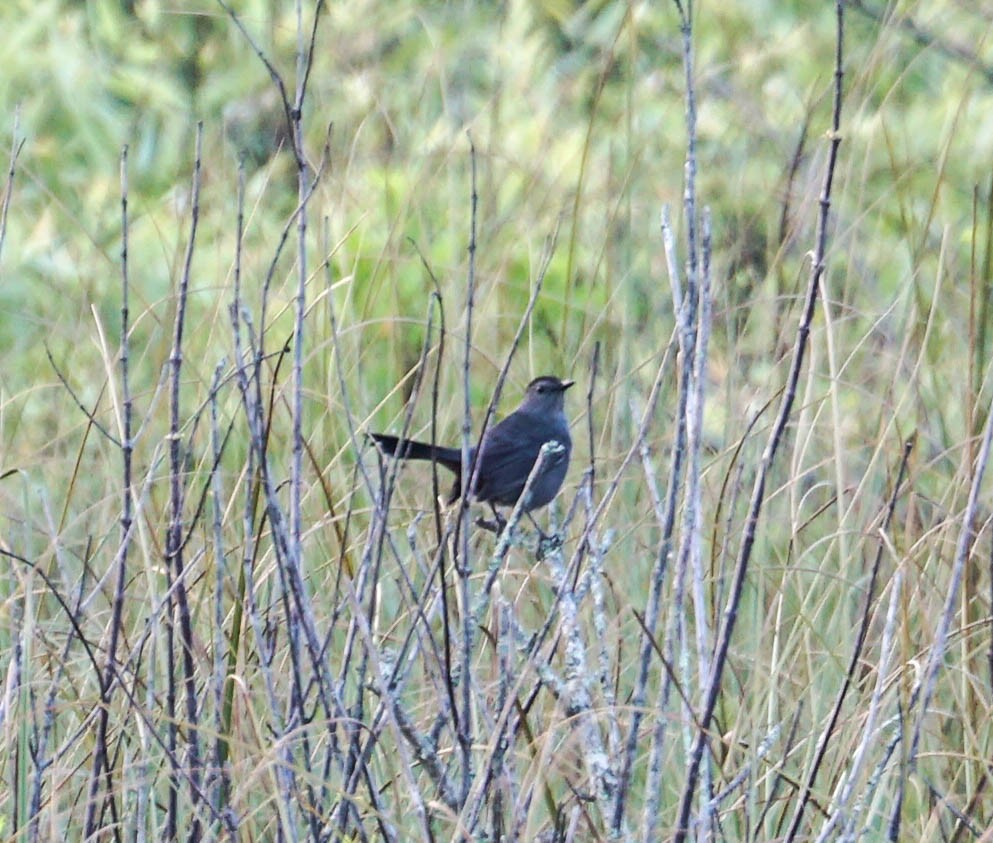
[367,433,462,473]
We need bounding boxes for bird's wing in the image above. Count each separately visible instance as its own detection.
[472,412,568,502]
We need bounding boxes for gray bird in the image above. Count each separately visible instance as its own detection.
[369,375,574,520]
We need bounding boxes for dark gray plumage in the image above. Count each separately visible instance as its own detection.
[369,375,574,513]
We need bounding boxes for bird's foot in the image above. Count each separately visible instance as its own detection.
[526,512,563,559]
[477,510,561,558]
[535,530,563,561]
[474,513,507,534]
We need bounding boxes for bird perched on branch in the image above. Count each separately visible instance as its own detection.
[368,375,574,525]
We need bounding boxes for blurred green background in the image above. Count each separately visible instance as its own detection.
[2,0,991,444]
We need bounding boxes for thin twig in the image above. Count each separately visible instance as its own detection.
[455,132,479,806]
[82,144,134,841]
[0,108,23,266]
[165,123,205,838]
[44,346,120,446]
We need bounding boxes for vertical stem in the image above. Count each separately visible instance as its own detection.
[456,134,480,805]
[166,124,205,840]
[83,142,133,842]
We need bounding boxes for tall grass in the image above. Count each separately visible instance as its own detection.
[0,0,991,840]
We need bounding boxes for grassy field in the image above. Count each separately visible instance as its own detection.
[1,0,992,839]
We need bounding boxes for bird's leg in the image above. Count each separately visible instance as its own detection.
[526,511,548,540]
[491,504,508,533]
[474,504,507,535]
[528,512,563,560]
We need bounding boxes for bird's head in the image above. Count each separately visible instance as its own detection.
[521,375,574,411]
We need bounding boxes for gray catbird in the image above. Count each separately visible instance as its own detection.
[369,375,574,516]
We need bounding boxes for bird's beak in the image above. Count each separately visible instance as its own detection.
[561,379,575,391]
